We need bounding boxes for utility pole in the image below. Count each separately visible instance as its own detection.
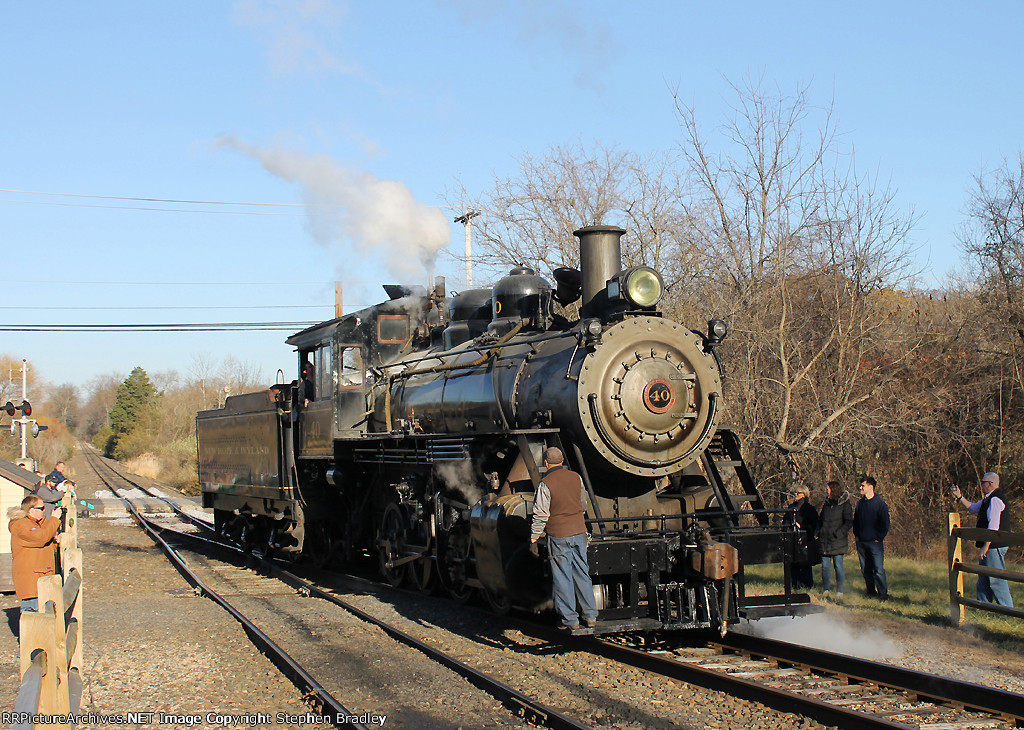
[454,210,481,288]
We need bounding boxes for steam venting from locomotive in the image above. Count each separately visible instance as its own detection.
[217,136,450,280]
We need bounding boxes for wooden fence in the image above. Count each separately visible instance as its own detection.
[947,512,1024,625]
[12,491,84,730]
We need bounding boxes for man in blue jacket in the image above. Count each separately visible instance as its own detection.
[46,460,68,486]
[853,476,890,600]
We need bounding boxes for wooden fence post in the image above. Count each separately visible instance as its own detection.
[37,573,70,722]
[64,549,84,672]
[948,512,965,626]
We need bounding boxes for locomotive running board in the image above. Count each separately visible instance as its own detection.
[739,594,825,620]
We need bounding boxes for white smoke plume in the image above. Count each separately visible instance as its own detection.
[736,612,900,660]
[218,136,451,281]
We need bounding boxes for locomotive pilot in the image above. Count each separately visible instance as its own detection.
[530,447,599,629]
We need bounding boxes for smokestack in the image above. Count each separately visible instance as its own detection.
[575,225,625,317]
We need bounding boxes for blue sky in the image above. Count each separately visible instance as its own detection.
[2,1,1021,391]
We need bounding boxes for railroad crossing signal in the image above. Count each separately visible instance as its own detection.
[3,400,31,416]
[9,419,47,438]
[5,360,44,460]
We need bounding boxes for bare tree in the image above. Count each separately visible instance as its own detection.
[674,77,923,488]
[77,372,124,440]
[957,151,1024,478]
[445,141,695,289]
[960,153,1024,347]
[43,383,81,432]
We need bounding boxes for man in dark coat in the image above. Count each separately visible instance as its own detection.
[853,476,890,600]
[817,480,853,597]
[786,485,818,590]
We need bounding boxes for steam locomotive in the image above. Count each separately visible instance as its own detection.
[197,226,816,633]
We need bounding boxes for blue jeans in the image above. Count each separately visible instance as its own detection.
[20,598,38,613]
[821,554,845,594]
[978,546,1014,607]
[856,540,888,598]
[547,533,598,626]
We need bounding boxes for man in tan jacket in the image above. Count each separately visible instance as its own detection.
[9,494,64,613]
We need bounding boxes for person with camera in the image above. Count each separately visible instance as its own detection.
[8,494,65,613]
[952,473,1014,607]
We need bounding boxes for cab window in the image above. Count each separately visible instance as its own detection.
[299,344,334,401]
[316,344,333,398]
[338,345,364,388]
[378,314,409,344]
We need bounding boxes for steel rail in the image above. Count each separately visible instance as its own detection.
[328,571,905,729]
[86,451,591,730]
[82,450,370,730]
[576,635,916,730]
[717,632,1024,725]
[85,448,215,532]
[252,563,592,730]
[181,528,589,730]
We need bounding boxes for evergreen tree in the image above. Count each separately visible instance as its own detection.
[104,366,159,456]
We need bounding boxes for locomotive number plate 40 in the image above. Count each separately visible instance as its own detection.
[643,379,675,414]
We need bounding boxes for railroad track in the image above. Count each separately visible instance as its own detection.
[568,631,1024,730]
[327,571,1024,730]
[83,451,1024,729]
[81,449,590,730]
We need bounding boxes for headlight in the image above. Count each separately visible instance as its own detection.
[623,267,664,308]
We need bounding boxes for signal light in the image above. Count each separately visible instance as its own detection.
[20,401,31,417]
[3,402,14,417]
[31,423,47,438]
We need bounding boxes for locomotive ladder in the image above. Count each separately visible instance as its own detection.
[701,429,769,526]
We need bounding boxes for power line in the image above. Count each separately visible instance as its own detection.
[0,305,333,311]
[0,187,454,215]
[0,197,307,216]
[0,187,310,207]
[41,278,321,284]
[0,321,320,332]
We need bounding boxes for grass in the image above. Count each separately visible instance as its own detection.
[744,555,1024,652]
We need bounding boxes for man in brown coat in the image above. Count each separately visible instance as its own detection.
[9,494,64,613]
[530,447,598,629]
